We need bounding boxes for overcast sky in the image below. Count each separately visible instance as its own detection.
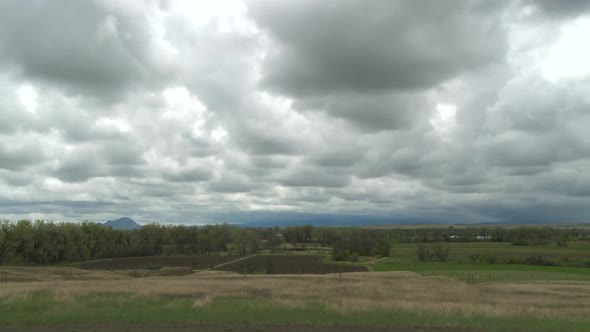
[1,0,590,224]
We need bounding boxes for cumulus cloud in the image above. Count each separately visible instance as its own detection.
[0,0,588,224]
[250,0,508,94]
[525,0,590,18]
[248,0,510,132]
[0,1,173,100]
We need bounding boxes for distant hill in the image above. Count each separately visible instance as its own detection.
[231,212,440,227]
[103,217,142,230]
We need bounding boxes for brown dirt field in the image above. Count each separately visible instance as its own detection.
[215,254,367,274]
[78,255,240,270]
[0,266,126,282]
[0,323,470,332]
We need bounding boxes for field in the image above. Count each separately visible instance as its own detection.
[1,267,590,331]
[365,241,590,282]
[77,255,240,271]
[215,254,367,274]
[389,242,590,265]
[70,254,366,276]
[2,242,590,331]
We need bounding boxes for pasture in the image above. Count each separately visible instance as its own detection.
[369,241,590,283]
[2,240,590,331]
[1,267,590,331]
[389,242,590,265]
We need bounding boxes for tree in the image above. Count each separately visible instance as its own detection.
[232,228,260,256]
[432,244,449,261]
[416,244,427,262]
[266,233,283,251]
[137,224,167,256]
[0,221,14,263]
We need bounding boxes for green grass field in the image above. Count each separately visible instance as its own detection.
[2,242,590,331]
[372,241,590,282]
[372,259,590,282]
[1,291,589,332]
[390,242,590,261]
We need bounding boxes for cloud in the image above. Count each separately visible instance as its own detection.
[250,0,508,95]
[482,74,590,167]
[248,0,509,132]
[279,167,352,188]
[0,1,589,224]
[0,141,45,171]
[0,1,175,101]
[525,0,590,18]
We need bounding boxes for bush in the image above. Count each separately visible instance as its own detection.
[524,255,555,266]
[468,253,481,264]
[505,257,523,265]
[416,244,450,262]
[482,254,497,264]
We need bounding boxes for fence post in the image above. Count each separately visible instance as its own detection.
[244,267,247,280]
[339,266,342,283]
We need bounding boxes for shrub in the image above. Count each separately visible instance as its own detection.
[505,257,523,265]
[468,253,481,264]
[416,244,450,262]
[482,254,497,264]
[524,255,555,266]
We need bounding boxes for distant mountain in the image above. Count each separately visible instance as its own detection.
[227,211,440,227]
[103,217,142,230]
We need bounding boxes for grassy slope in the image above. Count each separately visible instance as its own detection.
[1,292,588,332]
[1,265,590,331]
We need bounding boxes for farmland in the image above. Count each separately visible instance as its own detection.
[388,242,590,265]
[77,255,240,271]
[2,222,590,330]
[368,241,590,282]
[1,267,590,331]
[215,254,367,274]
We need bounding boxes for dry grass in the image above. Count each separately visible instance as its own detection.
[1,267,589,322]
[0,266,124,282]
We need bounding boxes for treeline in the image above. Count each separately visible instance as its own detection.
[0,220,390,265]
[0,220,262,265]
[414,243,581,267]
[2,220,590,266]
[391,226,590,246]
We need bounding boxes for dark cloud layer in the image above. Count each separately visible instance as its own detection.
[249,0,508,131]
[527,0,590,18]
[251,0,507,95]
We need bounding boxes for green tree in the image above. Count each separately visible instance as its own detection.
[0,221,14,263]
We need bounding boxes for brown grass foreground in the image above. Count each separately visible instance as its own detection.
[1,267,590,322]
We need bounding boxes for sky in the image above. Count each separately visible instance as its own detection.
[1,0,590,225]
